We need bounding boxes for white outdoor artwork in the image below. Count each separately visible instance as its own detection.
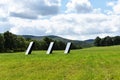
[25,41,34,55]
[64,42,71,54]
[46,42,54,54]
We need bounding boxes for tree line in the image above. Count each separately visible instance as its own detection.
[0,31,81,53]
[94,36,120,46]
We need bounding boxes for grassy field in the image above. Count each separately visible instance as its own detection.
[0,46,120,80]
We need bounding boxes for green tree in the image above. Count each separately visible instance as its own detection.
[71,43,77,49]
[41,37,53,50]
[43,37,53,45]
[100,36,113,46]
[104,36,113,46]
[94,36,101,46]
[15,36,26,51]
[4,31,17,51]
[0,34,5,52]
[33,40,41,50]
[100,38,105,46]
[57,41,66,50]
[39,40,48,50]
[53,40,66,50]
[113,36,120,45]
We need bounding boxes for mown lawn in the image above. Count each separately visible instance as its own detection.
[0,46,120,80]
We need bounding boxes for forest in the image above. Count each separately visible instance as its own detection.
[94,36,120,46]
[0,31,81,53]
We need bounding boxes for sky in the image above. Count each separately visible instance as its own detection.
[0,0,120,40]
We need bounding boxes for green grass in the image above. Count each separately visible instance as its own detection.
[0,46,120,80]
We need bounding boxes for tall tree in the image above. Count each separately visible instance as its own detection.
[43,37,53,49]
[53,40,66,50]
[43,37,53,45]
[99,36,113,46]
[113,36,120,45]
[94,36,101,46]
[15,36,27,51]
[0,34,5,52]
[57,41,66,50]
[33,40,41,50]
[4,31,17,51]
[104,36,113,46]
[100,38,106,46]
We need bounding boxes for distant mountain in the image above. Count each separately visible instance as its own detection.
[22,35,94,48]
[85,39,94,43]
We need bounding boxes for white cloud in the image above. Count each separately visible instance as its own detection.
[1,0,120,40]
[113,5,120,14]
[0,0,61,19]
[107,0,120,14]
[66,0,92,13]
[6,13,120,40]
[107,2,115,7]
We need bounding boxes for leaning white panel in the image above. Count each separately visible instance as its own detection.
[46,42,54,54]
[64,42,71,54]
[25,41,34,55]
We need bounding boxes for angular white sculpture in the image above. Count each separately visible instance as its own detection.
[64,42,71,54]
[25,41,34,55]
[46,42,54,54]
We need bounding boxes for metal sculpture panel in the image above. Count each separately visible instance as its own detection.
[64,42,71,54]
[25,41,34,55]
[46,42,54,54]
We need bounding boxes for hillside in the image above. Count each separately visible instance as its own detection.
[22,35,94,48]
[0,46,120,80]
